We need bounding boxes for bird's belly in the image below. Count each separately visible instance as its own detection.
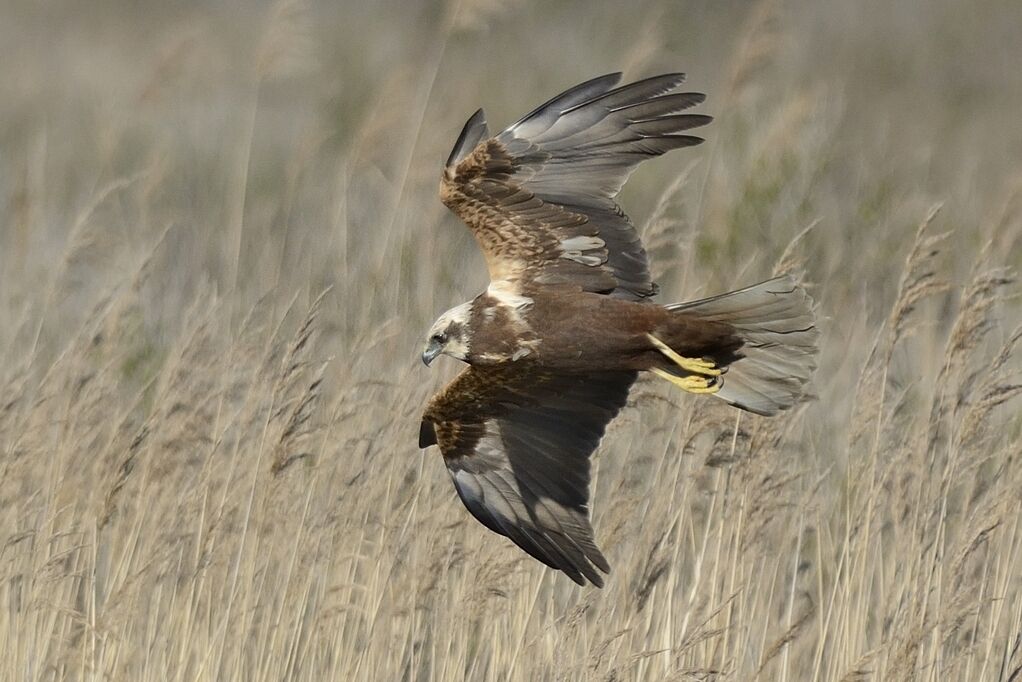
[530,333,646,370]
[522,298,659,371]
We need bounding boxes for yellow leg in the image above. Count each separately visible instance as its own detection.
[646,333,722,376]
[650,368,721,394]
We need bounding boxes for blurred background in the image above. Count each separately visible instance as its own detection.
[1,0,1020,680]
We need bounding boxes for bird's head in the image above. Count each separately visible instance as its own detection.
[422,302,472,366]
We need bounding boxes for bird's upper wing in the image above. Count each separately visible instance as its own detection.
[420,364,637,586]
[440,73,710,299]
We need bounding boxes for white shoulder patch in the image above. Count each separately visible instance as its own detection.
[486,280,533,311]
[511,347,532,361]
[560,235,606,266]
[560,235,605,251]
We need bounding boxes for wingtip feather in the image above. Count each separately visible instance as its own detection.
[445,108,489,169]
[418,420,437,448]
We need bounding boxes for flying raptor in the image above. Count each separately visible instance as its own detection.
[419,72,818,587]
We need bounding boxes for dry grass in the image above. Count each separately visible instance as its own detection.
[1,0,1021,680]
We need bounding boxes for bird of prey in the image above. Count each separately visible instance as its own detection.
[419,72,818,587]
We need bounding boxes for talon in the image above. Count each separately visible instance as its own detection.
[646,333,722,376]
[651,368,722,395]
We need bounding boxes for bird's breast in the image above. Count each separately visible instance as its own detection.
[468,290,538,364]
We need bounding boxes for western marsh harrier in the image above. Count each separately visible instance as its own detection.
[419,73,818,586]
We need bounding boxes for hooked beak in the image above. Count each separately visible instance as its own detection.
[422,339,442,367]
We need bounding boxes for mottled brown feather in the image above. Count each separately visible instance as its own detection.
[440,73,710,299]
[420,75,819,587]
[460,289,741,370]
[421,364,636,586]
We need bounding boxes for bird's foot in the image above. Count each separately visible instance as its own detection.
[650,368,721,394]
[646,334,722,376]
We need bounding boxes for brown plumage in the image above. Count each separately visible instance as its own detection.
[420,73,819,586]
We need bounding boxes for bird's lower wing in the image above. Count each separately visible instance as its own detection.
[420,365,637,586]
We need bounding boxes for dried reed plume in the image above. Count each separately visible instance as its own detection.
[1,0,1021,680]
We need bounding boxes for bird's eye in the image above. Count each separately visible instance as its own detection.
[431,332,445,344]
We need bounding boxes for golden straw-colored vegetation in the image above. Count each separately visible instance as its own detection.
[1,0,1021,679]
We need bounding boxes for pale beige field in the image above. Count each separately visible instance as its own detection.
[1,0,1021,680]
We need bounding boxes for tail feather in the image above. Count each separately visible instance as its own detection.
[668,274,819,416]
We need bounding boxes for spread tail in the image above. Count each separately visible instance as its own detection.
[666,274,819,416]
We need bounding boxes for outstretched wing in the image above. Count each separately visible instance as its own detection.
[441,72,710,299]
[420,364,636,586]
